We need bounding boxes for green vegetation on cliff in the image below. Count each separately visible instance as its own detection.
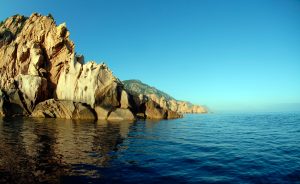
[123,80,175,101]
[123,80,207,114]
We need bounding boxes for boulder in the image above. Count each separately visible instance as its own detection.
[31,99,96,120]
[107,108,136,121]
[145,100,167,119]
[167,110,183,119]
[72,103,96,120]
[95,106,110,120]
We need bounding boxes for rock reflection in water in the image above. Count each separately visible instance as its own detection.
[0,117,134,183]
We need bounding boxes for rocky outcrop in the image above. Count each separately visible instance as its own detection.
[144,100,183,119]
[55,58,122,109]
[31,99,96,119]
[127,93,182,119]
[0,13,74,94]
[123,80,207,114]
[0,13,183,120]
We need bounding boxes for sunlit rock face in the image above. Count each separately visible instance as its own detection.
[0,13,74,117]
[0,13,74,94]
[0,13,182,120]
[56,58,121,108]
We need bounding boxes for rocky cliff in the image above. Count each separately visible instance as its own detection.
[0,13,182,120]
[123,80,207,114]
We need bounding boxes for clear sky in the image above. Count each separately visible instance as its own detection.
[1,0,300,112]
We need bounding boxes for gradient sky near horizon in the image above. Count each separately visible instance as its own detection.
[1,0,300,112]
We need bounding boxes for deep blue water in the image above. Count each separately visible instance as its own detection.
[0,113,300,183]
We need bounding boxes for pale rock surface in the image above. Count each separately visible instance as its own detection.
[94,106,110,120]
[56,58,121,108]
[16,74,48,111]
[107,108,136,121]
[120,90,130,109]
[0,13,74,94]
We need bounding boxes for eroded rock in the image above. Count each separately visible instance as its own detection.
[31,99,96,120]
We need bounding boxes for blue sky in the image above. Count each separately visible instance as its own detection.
[1,0,300,112]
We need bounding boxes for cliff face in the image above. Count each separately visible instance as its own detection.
[0,14,74,94]
[123,80,207,114]
[0,13,182,120]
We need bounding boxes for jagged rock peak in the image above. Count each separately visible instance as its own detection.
[0,13,75,94]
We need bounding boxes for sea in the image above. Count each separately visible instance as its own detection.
[0,112,299,183]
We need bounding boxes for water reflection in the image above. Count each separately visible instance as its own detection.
[0,117,134,183]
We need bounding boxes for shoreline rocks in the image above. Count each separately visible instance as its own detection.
[31,99,96,119]
[0,13,202,121]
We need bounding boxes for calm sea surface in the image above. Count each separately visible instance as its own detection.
[0,113,300,184]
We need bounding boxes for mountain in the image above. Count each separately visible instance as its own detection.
[0,13,182,120]
[123,80,207,114]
